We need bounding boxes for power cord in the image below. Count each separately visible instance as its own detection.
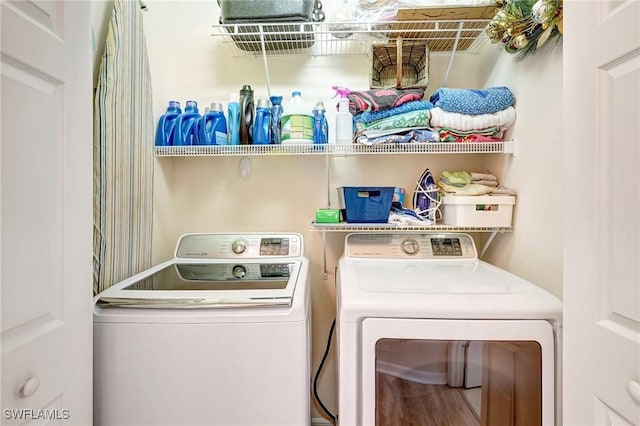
[313,317,336,425]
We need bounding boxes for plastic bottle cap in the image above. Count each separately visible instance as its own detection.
[229,93,239,103]
[186,100,197,107]
[338,97,350,112]
[257,99,271,108]
[210,102,224,112]
[314,101,326,111]
[168,101,180,108]
[292,91,302,97]
[270,95,283,105]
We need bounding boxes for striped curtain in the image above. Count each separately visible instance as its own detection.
[93,0,154,295]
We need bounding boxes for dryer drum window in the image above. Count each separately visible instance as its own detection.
[375,338,542,426]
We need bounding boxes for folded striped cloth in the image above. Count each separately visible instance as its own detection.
[354,100,434,125]
[347,88,425,114]
[354,109,431,132]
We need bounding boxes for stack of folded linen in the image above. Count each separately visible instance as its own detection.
[429,86,516,142]
[438,170,517,195]
[348,87,438,145]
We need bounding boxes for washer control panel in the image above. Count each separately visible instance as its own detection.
[175,233,303,259]
[345,233,477,259]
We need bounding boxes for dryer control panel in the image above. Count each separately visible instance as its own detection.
[345,233,477,259]
[175,233,303,259]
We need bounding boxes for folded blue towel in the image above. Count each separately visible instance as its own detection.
[354,100,434,124]
[429,86,515,115]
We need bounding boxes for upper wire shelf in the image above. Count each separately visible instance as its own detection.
[210,18,493,57]
[155,141,514,157]
[309,223,513,233]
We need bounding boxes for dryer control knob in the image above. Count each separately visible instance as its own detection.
[401,238,420,255]
[232,265,247,279]
[231,239,248,254]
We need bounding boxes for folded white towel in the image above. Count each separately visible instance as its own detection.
[470,172,497,181]
[474,180,498,187]
[429,106,516,131]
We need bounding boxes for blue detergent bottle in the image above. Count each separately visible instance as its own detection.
[155,101,181,146]
[199,102,227,145]
[227,93,241,145]
[269,95,283,144]
[172,100,201,146]
[253,98,272,145]
[313,100,328,144]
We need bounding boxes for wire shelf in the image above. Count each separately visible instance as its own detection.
[155,141,514,157]
[211,19,493,57]
[309,222,513,233]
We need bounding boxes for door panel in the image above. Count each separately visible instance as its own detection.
[564,0,640,424]
[481,342,541,426]
[1,58,64,332]
[0,1,92,424]
[595,44,640,424]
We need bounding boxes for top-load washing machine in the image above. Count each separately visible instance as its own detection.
[94,233,310,426]
[337,233,562,426]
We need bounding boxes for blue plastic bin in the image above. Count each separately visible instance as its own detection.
[338,187,395,223]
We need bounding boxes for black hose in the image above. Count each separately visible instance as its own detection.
[313,317,337,424]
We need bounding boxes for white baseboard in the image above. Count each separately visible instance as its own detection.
[312,417,334,426]
[376,360,447,385]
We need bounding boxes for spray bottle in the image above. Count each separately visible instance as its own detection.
[332,86,353,145]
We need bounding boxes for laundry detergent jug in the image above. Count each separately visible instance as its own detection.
[172,100,201,146]
[155,101,181,146]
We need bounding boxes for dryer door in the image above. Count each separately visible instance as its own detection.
[360,319,557,426]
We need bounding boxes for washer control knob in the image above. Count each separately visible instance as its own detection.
[231,239,248,254]
[232,265,247,279]
[401,238,420,255]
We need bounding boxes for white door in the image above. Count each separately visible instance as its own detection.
[563,1,640,425]
[1,1,92,425]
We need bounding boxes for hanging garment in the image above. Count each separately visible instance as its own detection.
[94,0,154,294]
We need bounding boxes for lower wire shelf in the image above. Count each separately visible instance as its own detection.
[310,222,512,279]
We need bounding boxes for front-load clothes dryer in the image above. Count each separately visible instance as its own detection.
[94,233,310,426]
[337,233,562,426]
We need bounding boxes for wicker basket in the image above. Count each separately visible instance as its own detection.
[370,38,430,89]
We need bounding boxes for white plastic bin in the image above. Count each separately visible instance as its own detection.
[441,195,515,227]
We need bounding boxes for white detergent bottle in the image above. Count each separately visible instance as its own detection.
[333,86,353,144]
[281,91,314,144]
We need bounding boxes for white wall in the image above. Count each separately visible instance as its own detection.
[92,0,564,420]
[478,40,564,298]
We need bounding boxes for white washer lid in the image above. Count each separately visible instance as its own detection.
[95,259,303,310]
[338,258,562,323]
